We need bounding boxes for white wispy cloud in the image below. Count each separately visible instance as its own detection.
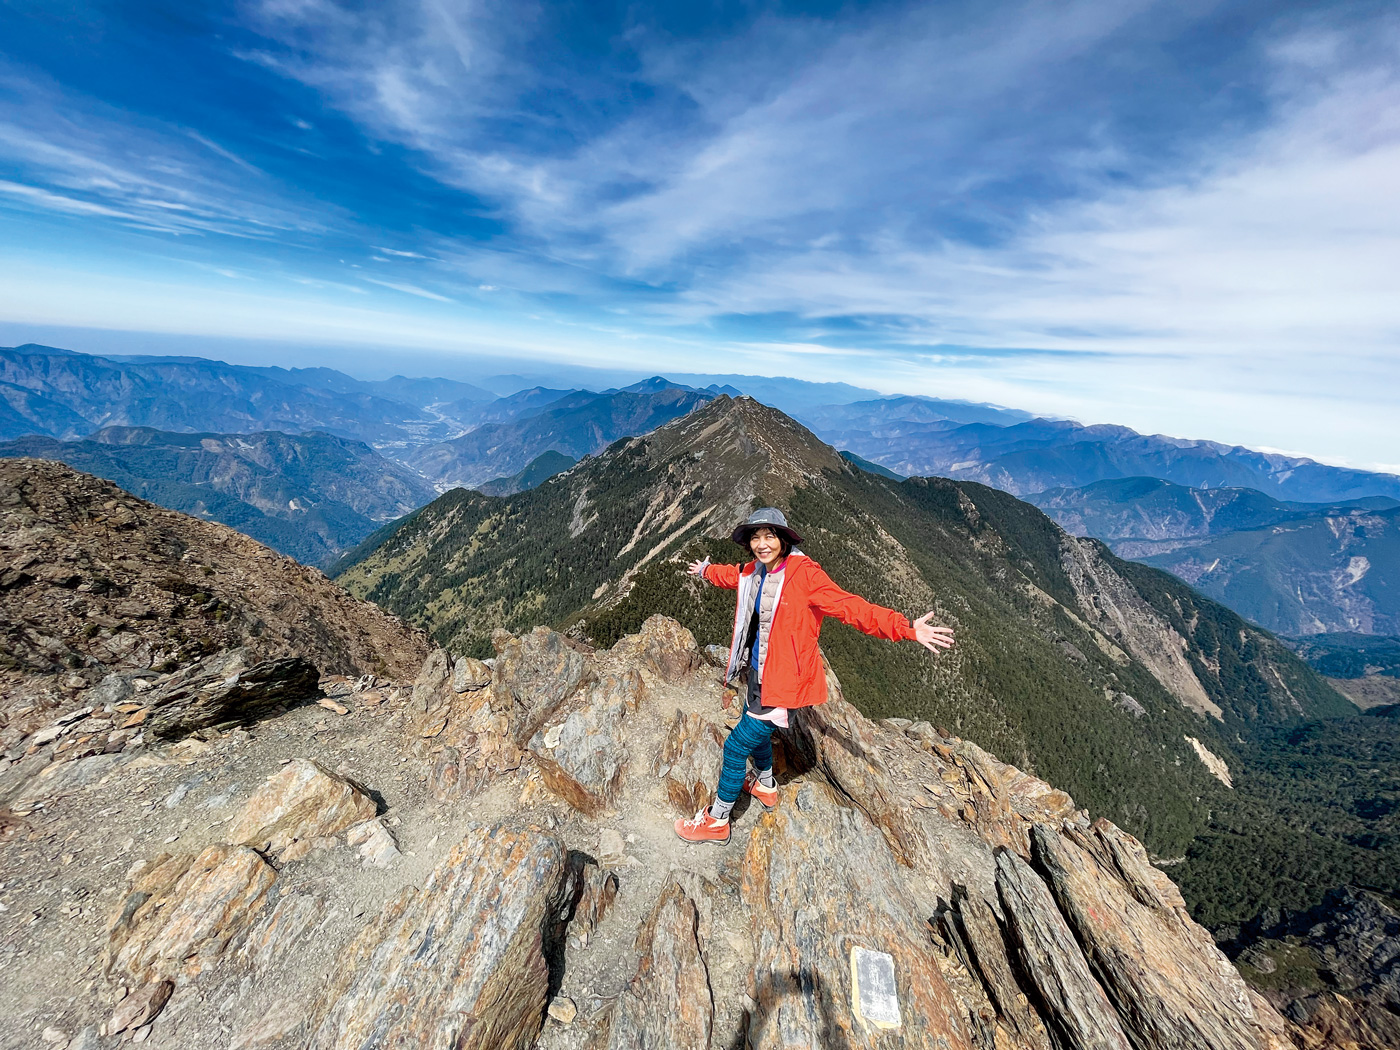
[361,276,454,301]
[0,63,332,239]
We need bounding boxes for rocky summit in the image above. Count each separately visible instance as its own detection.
[0,452,1386,1050]
[3,595,1318,1050]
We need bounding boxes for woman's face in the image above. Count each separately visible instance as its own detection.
[749,526,784,567]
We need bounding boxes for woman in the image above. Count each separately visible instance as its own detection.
[676,507,955,844]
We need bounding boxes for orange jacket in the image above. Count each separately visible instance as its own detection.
[703,554,917,709]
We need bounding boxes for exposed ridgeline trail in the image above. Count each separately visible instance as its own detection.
[338,396,1353,902]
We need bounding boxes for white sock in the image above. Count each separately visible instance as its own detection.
[709,797,735,822]
[757,768,776,789]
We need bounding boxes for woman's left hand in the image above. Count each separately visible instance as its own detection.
[911,612,955,654]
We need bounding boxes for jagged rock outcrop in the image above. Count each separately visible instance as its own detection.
[744,779,976,1048]
[491,626,593,746]
[307,825,570,1050]
[0,613,1310,1049]
[144,651,321,740]
[105,844,278,984]
[599,875,714,1049]
[655,709,726,815]
[225,757,377,862]
[529,692,629,817]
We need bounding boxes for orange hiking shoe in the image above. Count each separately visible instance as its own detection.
[744,773,779,809]
[674,807,731,845]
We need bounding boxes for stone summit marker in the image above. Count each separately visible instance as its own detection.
[850,946,901,1030]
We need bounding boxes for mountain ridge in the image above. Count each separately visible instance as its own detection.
[336,395,1357,906]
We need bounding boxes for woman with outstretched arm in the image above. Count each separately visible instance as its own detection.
[675,507,954,844]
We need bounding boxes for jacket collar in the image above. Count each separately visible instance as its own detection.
[741,552,806,576]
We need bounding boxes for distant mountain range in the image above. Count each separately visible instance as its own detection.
[0,427,435,566]
[401,383,713,489]
[803,399,1400,504]
[1030,477,1400,636]
[4,342,1397,639]
[0,343,455,445]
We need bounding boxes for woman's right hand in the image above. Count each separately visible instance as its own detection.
[687,560,708,576]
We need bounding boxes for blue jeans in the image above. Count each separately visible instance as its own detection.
[717,713,774,803]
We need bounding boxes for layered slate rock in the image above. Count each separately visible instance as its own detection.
[307,823,568,1050]
[145,652,320,740]
[654,709,725,816]
[787,670,938,869]
[106,844,277,984]
[995,848,1134,1050]
[529,694,628,816]
[1029,823,1293,1050]
[609,614,703,682]
[452,654,492,692]
[225,758,376,862]
[408,648,453,738]
[742,780,975,1050]
[491,627,592,745]
[601,876,713,1050]
[936,885,1055,1050]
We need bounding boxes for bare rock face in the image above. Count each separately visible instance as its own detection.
[529,694,628,816]
[106,844,277,984]
[742,780,976,1050]
[654,709,725,816]
[1028,822,1289,1050]
[609,614,703,682]
[571,861,619,944]
[452,655,492,692]
[600,876,713,1050]
[236,891,326,972]
[787,665,937,869]
[307,823,568,1050]
[491,627,592,745]
[410,648,453,732]
[107,980,174,1036]
[0,458,430,681]
[936,885,1055,1050]
[225,758,376,862]
[995,846,1135,1050]
[144,652,320,740]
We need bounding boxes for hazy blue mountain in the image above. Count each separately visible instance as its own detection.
[807,403,1400,504]
[799,394,1036,432]
[452,386,578,424]
[663,373,883,414]
[477,450,578,496]
[1132,505,1400,636]
[1029,477,1399,545]
[839,450,905,479]
[0,426,436,566]
[0,344,432,444]
[253,368,497,408]
[0,378,93,440]
[406,384,712,488]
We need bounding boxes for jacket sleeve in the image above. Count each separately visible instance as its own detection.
[703,563,742,590]
[805,564,917,641]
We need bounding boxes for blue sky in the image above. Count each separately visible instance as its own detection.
[1,0,1397,469]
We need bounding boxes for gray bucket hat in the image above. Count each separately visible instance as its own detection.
[731,507,803,549]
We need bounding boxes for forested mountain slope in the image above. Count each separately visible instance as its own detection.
[0,427,436,566]
[337,397,1359,914]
